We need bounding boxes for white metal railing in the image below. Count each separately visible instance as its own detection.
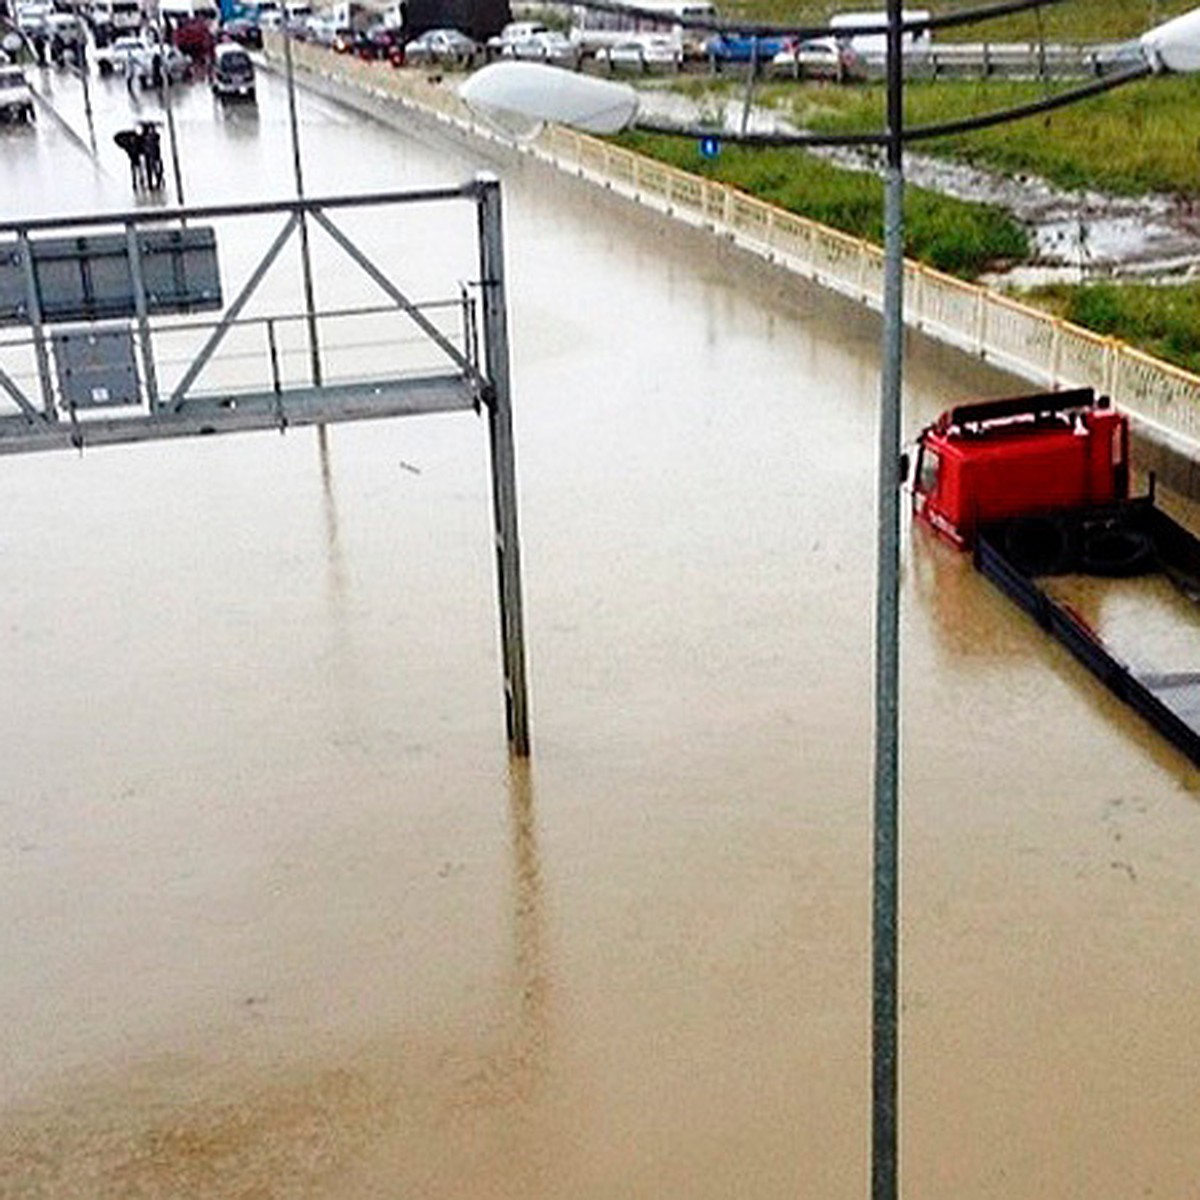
[855,43,1132,81]
[266,35,1200,451]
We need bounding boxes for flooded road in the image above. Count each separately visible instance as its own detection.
[4,63,1200,1199]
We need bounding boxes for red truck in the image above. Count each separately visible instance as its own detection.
[910,386,1200,767]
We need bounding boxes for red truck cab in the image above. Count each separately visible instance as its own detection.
[911,387,1129,549]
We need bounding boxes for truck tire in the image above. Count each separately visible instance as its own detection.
[1080,527,1155,577]
[1003,515,1072,576]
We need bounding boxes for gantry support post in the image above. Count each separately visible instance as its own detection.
[476,173,530,757]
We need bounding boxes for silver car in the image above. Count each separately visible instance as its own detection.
[403,27,478,68]
[594,35,683,72]
[501,30,579,68]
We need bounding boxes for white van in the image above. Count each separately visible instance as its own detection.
[829,10,931,57]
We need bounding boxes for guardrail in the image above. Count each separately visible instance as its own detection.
[266,35,1200,452]
[855,42,1136,81]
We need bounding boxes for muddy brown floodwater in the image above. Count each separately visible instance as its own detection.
[3,65,1200,1199]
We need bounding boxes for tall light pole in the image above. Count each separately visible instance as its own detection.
[74,35,97,155]
[162,65,186,208]
[872,4,904,1196]
[283,26,322,386]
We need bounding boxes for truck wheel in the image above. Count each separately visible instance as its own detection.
[1003,515,1072,576]
[1080,528,1155,577]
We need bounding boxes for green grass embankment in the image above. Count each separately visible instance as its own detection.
[1030,284,1200,375]
[786,75,1200,196]
[719,0,1196,41]
[615,130,1029,277]
[617,63,1200,374]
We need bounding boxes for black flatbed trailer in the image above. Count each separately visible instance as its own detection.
[974,494,1200,768]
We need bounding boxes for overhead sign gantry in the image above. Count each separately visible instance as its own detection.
[0,176,530,755]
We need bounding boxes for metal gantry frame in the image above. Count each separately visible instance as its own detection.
[0,175,531,755]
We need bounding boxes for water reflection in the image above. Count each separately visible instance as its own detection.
[216,101,261,138]
[316,424,347,610]
[505,758,549,1102]
[909,521,1007,662]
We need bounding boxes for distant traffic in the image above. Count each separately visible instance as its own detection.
[0,0,1127,142]
[0,0,905,95]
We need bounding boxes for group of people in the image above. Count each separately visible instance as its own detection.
[113,122,165,192]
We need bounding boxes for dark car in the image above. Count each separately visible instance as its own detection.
[354,24,400,60]
[220,18,262,49]
[211,42,255,99]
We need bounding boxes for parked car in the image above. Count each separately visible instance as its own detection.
[500,30,579,68]
[94,35,145,73]
[705,32,788,66]
[303,14,341,45]
[95,36,190,82]
[486,20,548,56]
[595,34,683,72]
[354,23,401,60]
[44,13,84,47]
[15,3,52,35]
[43,13,85,65]
[219,18,263,49]
[0,63,35,122]
[89,0,142,36]
[403,27,478,67]
[211,41,255,98]
[769,36,861,80]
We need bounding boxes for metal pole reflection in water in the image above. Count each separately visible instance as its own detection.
[508,760,549,1090]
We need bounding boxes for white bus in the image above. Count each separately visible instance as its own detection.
[570,0,715,55]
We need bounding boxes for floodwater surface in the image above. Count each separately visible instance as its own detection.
[3,63,1200,1199]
